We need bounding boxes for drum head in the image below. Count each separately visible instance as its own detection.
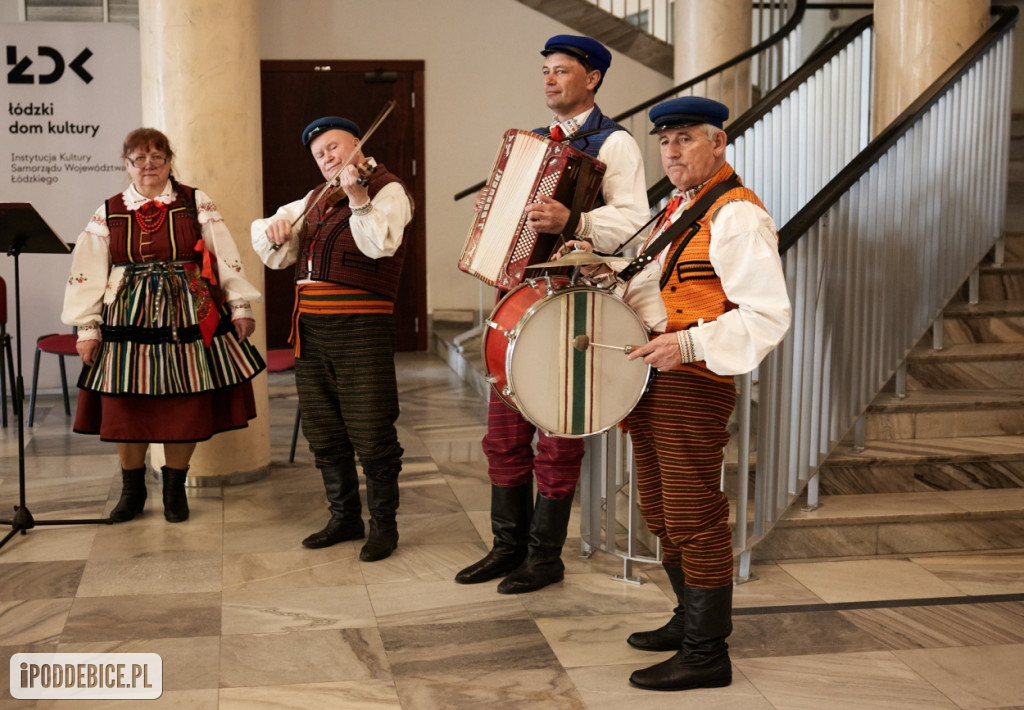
[506,286,649,437]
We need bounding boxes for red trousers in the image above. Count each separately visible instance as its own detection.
[481,392,585,499]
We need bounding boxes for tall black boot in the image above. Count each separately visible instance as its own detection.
[455,483,533,584]
[629,584,733,691]
[161,466,190,523]
[627,564,686,651]
[109,466,147,523]
[303,459,365,549]
[496,493,573,595]
[359,466,400,561]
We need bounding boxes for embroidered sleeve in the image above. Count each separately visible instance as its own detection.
[61,204,112,329]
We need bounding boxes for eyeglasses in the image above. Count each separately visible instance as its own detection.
[127,155,167,168]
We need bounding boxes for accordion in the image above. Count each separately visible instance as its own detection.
[458,129,606,290]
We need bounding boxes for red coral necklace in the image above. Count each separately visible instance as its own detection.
[135,200,169,233]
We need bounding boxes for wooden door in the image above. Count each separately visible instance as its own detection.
[259,60,426,351]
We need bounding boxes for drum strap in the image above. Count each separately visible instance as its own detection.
[617,175,741,283]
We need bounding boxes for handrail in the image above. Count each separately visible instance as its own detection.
[779,5,1019,253]
[453,0,806,202]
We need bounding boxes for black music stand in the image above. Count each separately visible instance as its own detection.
[0,203,111,551]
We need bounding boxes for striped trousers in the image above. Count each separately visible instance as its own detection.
[625,369,736,588]
[294,313,403,472]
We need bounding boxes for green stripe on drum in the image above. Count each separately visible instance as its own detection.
[570,290,590,435]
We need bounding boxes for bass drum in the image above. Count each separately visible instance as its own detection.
[483,276,650,437]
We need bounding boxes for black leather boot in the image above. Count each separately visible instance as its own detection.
[303,460,365,549]
[359,467,400,561]
[161,466,190,523]
[496,493,573,595]
[109,466,148,523]
[627,564,687,651]
[455,483,533,584]
[629,584,733,691]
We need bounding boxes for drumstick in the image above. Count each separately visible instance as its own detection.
[572,334,639,355]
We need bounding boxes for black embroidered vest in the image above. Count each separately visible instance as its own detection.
[296,165,408,300]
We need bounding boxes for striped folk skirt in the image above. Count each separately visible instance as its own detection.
[73,261,266,443]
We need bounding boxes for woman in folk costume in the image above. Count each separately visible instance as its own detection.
[62,127,266,524]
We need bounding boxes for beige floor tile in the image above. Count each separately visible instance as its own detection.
[736,650,957,709]
[218,680,401,709]
[910,552,1024,595]
[221,584,376,635]
[777,559,965,603]
[894,643,1024,708]
[568,663,776,710]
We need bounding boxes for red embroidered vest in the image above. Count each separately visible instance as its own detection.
[105,185,200,265]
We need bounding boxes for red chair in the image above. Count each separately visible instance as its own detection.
[28,332,79,427]
[0,277,19,426]
[266,348,301,462]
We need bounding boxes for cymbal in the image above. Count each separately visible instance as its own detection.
[526,251,624,269]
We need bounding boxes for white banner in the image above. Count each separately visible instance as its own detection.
[1,21,140,392]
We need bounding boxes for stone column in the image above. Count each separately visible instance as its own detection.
[873,0,989,136]
[673,0,752,122]
[139,0,271,484]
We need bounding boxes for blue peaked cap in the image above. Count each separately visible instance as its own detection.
[648,97,729,134]
[541,34,611,76]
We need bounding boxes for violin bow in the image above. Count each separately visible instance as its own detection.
[268,99,397,251]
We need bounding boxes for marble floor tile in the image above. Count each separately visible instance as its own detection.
[731,609,882,659]
[359,542,491,585]
[0,598,72,645]
[57,635,221,691]
[777,558,966,603]
[87,521,224,559]
[909,551,1024,594]
[218,680,401,709]
[76,553,222,596]
[536,612,677,668]
[894,643,1024,708]
[0,560,84,600]
[840,602,1024,649]
[516,573,680,618]
[222,546,364,591]
[60,592,221,643]
[219,628,390,688]
[734,562,826,608]
[368,578,529,627]
[221,584,376,635]
[568,663,776,710]
[393,669,584,710]
[735,650,957,709]
[0,525,98,563]
[34,689,220,709]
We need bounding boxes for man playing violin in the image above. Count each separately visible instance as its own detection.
[251,116,412,561]
[455,35,649,595]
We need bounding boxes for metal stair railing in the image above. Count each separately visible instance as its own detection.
[755,6,1017,575]
[579,6,1017,583]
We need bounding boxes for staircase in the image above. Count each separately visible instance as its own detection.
[513,0,673,77]
[753,113,1024,561]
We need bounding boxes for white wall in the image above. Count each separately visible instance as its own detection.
[258,0,672,317]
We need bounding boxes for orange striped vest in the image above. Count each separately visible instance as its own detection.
[660,163,769,383]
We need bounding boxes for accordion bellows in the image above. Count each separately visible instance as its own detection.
[459,129,606,290]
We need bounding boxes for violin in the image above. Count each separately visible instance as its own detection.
[325,157,378,207]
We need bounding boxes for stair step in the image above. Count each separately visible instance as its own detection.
[977,263,1024,301]
[751,489,1024,561]
[940,300,1024,343]
[863,389,1024,440]
[906,342,1024,389]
